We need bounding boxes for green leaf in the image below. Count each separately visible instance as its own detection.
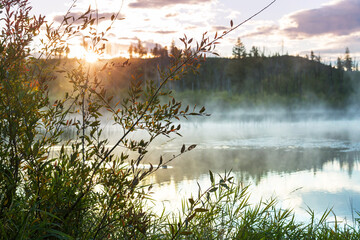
[187,213,196,222]
[195,208,209,213]
[170,224,175,235]
[209,170,214,184]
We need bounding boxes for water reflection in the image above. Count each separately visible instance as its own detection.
[142,147,360,184]
[58,113,360,223]
[137,117,360,223]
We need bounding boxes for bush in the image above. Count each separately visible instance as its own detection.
[1,1,359,239]
[0,0,214,238]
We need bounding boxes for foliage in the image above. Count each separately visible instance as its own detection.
[0,0,196,238]
[171,55,354,108]
[163,171,360,239]
[0,0,238,238]
[232,37,246,59]
[68,55,356,109]
[2,0,360,239]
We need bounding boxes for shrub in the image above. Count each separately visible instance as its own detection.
[0,0,224,238]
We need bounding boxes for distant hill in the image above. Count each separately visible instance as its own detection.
[49,55,360,108]
[172,55,358,108]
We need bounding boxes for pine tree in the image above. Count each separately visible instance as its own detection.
[250,46,259,57]
[170,40,179,57]
[128,44,133,58]
[337,57,343,71]
[133,39,147,57]
[232,37,246,59]
[344,47,352,71]
[151,43,160,57]
[310,50,315,61]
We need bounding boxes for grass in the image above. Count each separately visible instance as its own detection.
[137,171,360,239]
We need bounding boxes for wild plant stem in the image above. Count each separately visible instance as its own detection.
[64,0,277,220]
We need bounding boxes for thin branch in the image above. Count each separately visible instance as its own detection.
[64,0,277,220]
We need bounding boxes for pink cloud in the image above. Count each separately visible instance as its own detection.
[129,0,211,8]
[284,0,360,37]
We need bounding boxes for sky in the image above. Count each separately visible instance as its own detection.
[29,0,360,63]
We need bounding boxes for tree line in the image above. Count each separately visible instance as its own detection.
[118,38,358,107]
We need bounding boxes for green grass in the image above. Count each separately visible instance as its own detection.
[143,171,360,239]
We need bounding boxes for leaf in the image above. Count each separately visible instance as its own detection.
[209,170,214,184]
[195,208,209,213]
[188,144,196,151]
[188,198,195,205]
[199,106,206,113]
[220,183,229,189]
[181,144,185,153]
[84,5,91,16]
[170,224,175,235]
[180,231,192,236]
[159,156,163,165]
[187,213,196,222]
[230,20,233,27]
[100,62,108,71]
[185,105,189,112]
[111,14,115,21]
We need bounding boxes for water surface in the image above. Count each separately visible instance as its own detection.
[102,110,360,224]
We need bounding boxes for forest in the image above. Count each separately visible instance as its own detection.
[52,39,359,109]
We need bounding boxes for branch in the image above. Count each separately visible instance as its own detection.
[64,0,277,220]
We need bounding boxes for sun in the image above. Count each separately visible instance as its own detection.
[68,45,99,63]
[84,51,99,63]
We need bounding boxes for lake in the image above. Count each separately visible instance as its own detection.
[103,109,360,225]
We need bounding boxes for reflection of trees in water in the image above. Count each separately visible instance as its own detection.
[55,124,360,184]
[148,148,360,185]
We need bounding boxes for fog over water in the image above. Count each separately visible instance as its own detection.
[98,107,360,224]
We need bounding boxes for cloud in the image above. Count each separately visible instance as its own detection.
[185,26,198,30]
[283,0,360,37]
[308,34,360,55]
[52,11,124,24]
[118,37,139,40]
[165,13,179,18]
[154,30,177,34]
[129,0,211,8]
[212,25,229,31]
[131,30,178,34]
[243,25,278,38]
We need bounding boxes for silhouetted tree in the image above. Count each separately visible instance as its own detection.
[310,50,315,61]
[134,39,147,57]
[170,40,180,58]
[232,37,246,59]
[151,43,160,57]
[250,46,259,57]
[344,47,352,71]
[128,44,134,58]
[337,57,343,71]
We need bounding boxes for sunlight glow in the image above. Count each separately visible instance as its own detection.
[68,46,99,63]
[67,45,134,61]
[84,51,99,63]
